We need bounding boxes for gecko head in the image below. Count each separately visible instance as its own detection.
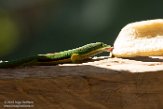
[96,42,113,52]
[76,42,113,55]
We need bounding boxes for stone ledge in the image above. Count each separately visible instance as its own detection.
[0,56,163,109]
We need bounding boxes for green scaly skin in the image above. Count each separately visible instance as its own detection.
[0,42,112,68]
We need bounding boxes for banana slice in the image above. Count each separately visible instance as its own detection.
[112,19,163,57]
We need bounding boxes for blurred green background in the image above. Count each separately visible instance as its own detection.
[0,0,163,60]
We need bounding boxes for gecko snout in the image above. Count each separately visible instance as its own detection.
[105,47,114,52]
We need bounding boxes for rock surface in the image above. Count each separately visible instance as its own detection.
[0,56,163,109]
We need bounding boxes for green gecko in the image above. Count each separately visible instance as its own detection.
[0,42,112,68]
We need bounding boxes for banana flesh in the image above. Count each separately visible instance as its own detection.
[113,19,163,57]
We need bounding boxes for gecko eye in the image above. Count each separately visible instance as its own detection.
[102,43,108,47]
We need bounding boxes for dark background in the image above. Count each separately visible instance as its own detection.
[0,0,163,60]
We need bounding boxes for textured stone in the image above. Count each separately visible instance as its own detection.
[0,56,163,109]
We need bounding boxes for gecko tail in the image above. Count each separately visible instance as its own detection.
[0,56,38,68]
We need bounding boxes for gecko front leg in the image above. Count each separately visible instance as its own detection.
[71,53,81,63]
